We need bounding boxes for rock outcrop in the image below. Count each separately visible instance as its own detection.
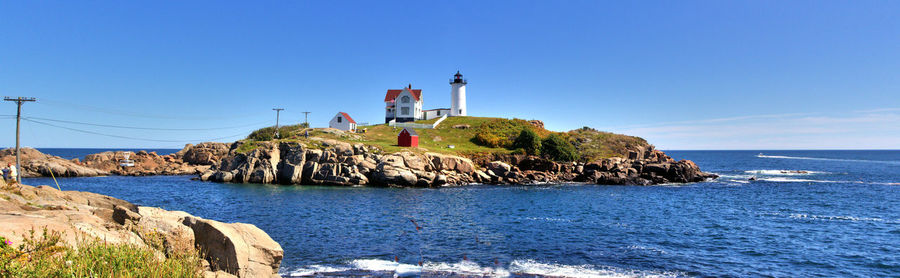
[0,143,231,178]
[202,139,715,187]
[0,148,109,178]
[82,150,210,176]
[204,140,478,187]
[177,142,231,166]
[0,182,283,277]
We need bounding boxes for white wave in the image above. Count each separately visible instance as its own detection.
[350,259,421,276]
[285,265,350,276]
[626,245,667,254]
[743,169,829,176]
[759,211,900,224]
[509,259,680,278]
[525,217,573,222]
[757,154,900,165]
[423,260,510,277]
[788,213,899,223]
[287,259,680,278]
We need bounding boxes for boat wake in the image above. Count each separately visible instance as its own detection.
[756,154,900,165]
[743,169,829,176]
[283,258,683,278]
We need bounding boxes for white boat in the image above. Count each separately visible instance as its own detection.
[118,151,135,167]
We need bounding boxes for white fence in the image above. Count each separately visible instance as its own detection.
[388,115,448,129]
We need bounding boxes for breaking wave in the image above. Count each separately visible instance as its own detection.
[284,258,682,277]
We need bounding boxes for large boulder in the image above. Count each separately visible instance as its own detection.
[181,142,230,165]
[183,216,283,278]
[487,161,511,176]
[426,152,476,174]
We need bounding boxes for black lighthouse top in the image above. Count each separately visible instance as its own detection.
[450,71,467,85]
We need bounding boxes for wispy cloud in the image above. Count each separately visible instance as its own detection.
[853,107,900,113]
[608,112,815,130]
[614,109,900,149]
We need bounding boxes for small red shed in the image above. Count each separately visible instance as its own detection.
[398,128,419,147]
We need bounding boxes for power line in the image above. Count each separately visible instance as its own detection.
[39,99,270,121]
[24,116,267,131]
[23,118,249,143]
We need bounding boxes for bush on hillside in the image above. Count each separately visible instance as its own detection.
[512,129,542,156]
[541,133,579,161]
[247,123,309,141]
[472,118,545,149]
[567,127,649,161]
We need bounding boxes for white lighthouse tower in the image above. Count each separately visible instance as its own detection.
[450,71,467,116]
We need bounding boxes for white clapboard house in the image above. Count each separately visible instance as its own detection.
[384,71,468,123]
[329,112,357,132]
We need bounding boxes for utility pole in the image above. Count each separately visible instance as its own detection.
[4,96,36,184]
[272,108,284,139]
[301,111,310,128]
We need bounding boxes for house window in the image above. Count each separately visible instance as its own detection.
[401,96,410,103]
[437,110,441,116]
[401,107,409,115]
[459,109,462,114]
[337,117,342,123]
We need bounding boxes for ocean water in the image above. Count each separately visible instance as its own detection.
[23,150,900,277]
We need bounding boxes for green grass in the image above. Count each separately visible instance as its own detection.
[1,228,202,278]
[237,117,651,162]
[357,117,518,155]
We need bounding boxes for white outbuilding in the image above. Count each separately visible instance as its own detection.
[329,112,357,132]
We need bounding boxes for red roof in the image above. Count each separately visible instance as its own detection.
[384,89,422,102]
[339,112,356,124]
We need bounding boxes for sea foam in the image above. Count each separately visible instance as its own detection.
[285,258,682,278]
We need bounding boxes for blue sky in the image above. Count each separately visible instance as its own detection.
[1,1,898,149]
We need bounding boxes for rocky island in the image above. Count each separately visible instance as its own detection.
[2,117,716,187]
[200,117,716,186]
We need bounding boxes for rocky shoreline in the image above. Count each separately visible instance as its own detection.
[200,139,717,187]
[0,180,283,277]
[2,139,716,187]
[0,143,227,178]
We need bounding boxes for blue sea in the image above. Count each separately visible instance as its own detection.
[23,150,900,277]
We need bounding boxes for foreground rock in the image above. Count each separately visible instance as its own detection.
[202,139,716,187]
[0,181,282,277]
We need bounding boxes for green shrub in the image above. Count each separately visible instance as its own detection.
[473,130,509,148]
[472,118,545,149]
[512,129,542,155]
[541,133,579,161]
[1,228,202,278]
